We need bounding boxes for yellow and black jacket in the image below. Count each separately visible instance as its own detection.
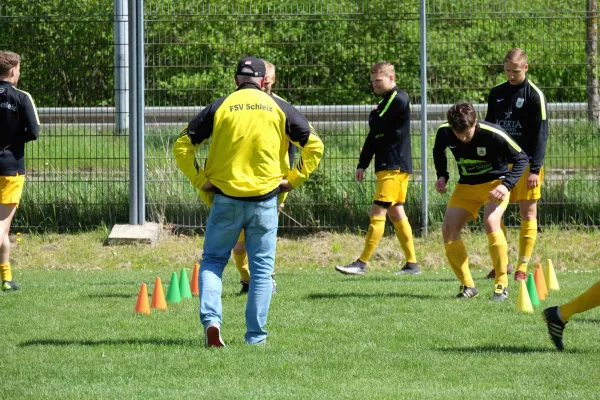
[173,82,323,203]
[357,86,412,173]
[433,121,528,190]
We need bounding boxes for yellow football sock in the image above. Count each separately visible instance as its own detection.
[233,251,250,283]
[559,280,600,322]
[487,231,508,288]
[359,216,386,263]
[0,263,12,282]
[392,218,417,263]
[444,240,474,287]
[517,218,537,273]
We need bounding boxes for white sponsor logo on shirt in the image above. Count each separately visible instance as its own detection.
[0,101,16,111]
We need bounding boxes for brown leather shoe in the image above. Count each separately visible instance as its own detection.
[485,263,513,279]
[514,270,527,281]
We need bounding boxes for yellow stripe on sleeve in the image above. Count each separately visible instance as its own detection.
[16,88,40,125]
[480,124,522,152]
[378,90,397,117]
[529,81,547,121]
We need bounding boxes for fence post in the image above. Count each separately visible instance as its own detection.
[135,0,146,224]
[127,0,138,224]
[419,0,428,236]
[114,0,129,133]
[587,0,599,123]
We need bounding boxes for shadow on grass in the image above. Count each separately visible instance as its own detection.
[306,292,439,300]
[338,276,457,283]
[90,282,145,286]
[437,345,582,354]
[88,293,137,299]
[18,338,198,347]
[405,278,460,283]
[574,318,600,324]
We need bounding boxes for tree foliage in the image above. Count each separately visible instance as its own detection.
[1,1,592,107]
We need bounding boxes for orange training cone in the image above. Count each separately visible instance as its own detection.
[545,259,560,291]
[190,263,199,296]
[516,279,533,313]
[135,283,150,315]
[151,277,168,310]
[534,263,548,300]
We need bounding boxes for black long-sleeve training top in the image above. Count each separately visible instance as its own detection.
[485,78,548,173]
[357,86,412,173]
[0,80,39,176]
[433,121,529,190]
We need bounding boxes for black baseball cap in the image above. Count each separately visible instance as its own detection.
[235,57,266,77]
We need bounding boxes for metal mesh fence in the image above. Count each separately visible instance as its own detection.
[1,2,129,230]
[2,1,599,231]
[144,0,422,232]
[425,1,600,228]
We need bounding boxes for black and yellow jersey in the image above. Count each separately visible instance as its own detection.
[0,80,39,176]
[357,86,412,173]
[173,82,323,200]
[433,121,528,190]
[485,78,548,173]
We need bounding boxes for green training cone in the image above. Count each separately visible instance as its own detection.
[179,268,192,299]
[526,272,540,307]
[166,272,181,303]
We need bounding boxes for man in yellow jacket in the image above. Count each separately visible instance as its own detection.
[231,59,295,295]
[174,57,323,346]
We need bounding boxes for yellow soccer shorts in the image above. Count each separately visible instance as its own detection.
[0,175,25,205]
[509,165,543,202]
[447,179,510,220]
[374,170,411,206]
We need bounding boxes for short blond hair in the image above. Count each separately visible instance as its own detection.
[504,48,527,65]
[0,51,20,77]
[263,60,275,79]
[370,62,395,77]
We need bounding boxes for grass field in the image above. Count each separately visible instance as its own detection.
[1,228,599,399]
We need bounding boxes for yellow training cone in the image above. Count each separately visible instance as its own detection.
[534,263,548,300]
[545,259,560,291]
[516,280,533,313]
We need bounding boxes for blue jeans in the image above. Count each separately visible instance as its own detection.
[200,194,278,344]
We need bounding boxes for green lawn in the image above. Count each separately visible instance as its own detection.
[1,229,599,399]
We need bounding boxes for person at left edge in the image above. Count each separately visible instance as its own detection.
[173,57,323,346]
[0,51,40,291]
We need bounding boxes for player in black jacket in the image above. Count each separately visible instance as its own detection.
[433,103,528,301]
[335,62,419,276]
[0,51,39,291]
[484,48,548,281]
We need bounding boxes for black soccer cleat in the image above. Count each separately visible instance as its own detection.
[543,306,566,351]
[490,284,508,302]
[396,262,421,275]
[238,280,249,296]
[1,280,19,291]
[456,285,479,299]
